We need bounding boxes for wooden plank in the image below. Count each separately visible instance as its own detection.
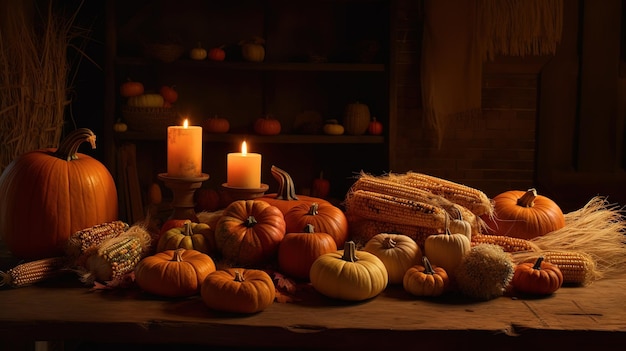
[0,273,624,350]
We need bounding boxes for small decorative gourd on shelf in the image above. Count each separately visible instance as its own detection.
[343,101,371,135]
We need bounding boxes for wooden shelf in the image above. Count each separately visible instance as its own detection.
[115,131,385,144]
[115,57,386,72]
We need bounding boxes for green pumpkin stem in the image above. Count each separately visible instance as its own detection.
[517,188,538,208]
[54,128,96,161]
[341,241,359,262]
[244,216,258,227]
[233,270,245,282]
[533,256,545,270]
[270,165,299,201]
[184,221,192,236]
[422,256,435,275]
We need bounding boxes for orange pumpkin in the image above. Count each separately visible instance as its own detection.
[201,268,275,314]
[259,165,332,214]
[119,79,144,97]
[482,188,565,240]
[214,199,286,266]
[254,114,281,135]
[202,115,230,134]
[403,256,449,297]
[512,256,563,295]
[0,128,118,259]
[283,202,348,249]
[277,224,337,280]
[135,248,216,298]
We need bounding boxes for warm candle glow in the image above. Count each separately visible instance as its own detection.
[227,141,261,188]
[167,120,202,178]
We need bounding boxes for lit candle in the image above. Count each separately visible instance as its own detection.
[227,141,262,188]
[167,119,202,178]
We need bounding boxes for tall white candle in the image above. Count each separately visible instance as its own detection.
[227,141,262,188]
[167,119,202,178]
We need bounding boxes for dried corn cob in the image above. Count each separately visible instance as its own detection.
[84,236,143,282]
[393,172,494,217]
[65,220,129,260]
[471,233,540,253]
[81,225,151,283]
[513,250,599,286]
[345,189,447,229]
[348,216,441,248]
[351,175,452,207]
[0,257,68,288]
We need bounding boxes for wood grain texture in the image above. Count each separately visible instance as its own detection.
[1,272,625,350]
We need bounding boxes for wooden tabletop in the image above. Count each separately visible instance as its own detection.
[1,270,625,351]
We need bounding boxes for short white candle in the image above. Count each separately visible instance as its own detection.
[167,119,202,178]
[227,141,262,188]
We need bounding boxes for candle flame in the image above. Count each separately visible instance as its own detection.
[241,141,247,156]
[183,119,189,128]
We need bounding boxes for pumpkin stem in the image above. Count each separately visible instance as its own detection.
[307,203,319,216]
[270,165,299,201]
[422,256,435,275]
[233,270,245,282]
[303,223,315,233]
[341,241,359,262]
[244,216,258,227]
[533,256,545,270]
[444,212,452,236]
[517,188,538,208]
[184,221,192,236]
[53,128,97,161]
[382,236,397,249]
[172,248,185,262]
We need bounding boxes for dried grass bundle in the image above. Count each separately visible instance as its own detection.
[0,0,88,174]
[512,196,626,282]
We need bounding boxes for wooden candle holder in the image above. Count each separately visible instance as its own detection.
[158,173,209,221]
[221,183,269,203]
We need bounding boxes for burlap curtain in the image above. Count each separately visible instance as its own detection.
[421,0,564,147]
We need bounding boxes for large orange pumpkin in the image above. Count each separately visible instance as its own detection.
[259,165,332,214]
[0,128,118,259]
[214,199,286,266]
[482,188,565,240]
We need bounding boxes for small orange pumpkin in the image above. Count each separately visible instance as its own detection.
[201,268,275,313]
[403,256,449,297]
[135,248,216,298]
[277,224,337,280]
[283,202,349,249]
[254,114,281,135]
[512,256,563,295]
[203,115,230,134]
[482,188,565,240]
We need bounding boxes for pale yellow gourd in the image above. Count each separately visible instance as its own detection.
[310,241,388,301]
[363,233,422,285]
[424,213,471,277]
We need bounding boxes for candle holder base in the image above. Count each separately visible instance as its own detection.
[158,173,209,221]
[221,183,269,202]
